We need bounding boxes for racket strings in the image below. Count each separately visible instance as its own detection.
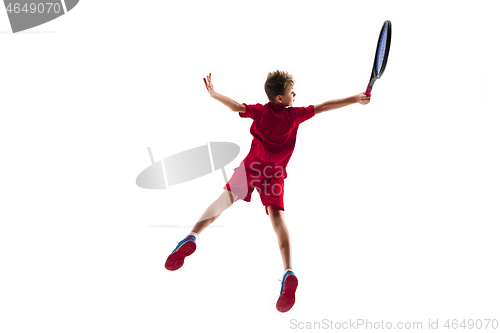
[375,26,388,76]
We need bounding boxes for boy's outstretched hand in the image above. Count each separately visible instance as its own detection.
[356,92,371,105]
[201,73,245,112]
[203,73,216,98]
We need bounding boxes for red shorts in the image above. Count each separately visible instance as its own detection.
[222,161,285,215]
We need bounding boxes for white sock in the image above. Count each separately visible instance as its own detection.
[284,268,293,274]
[187,232,198,239]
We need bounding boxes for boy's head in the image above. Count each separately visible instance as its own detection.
[265,70,296,106]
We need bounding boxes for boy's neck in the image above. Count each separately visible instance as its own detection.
[269,101,285,107]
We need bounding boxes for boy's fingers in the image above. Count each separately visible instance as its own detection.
[204,78,211,91]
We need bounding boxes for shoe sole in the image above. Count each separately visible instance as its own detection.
[276,274,298,312]
[165,241,196,271]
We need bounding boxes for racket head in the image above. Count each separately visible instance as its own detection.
[373,20,392,79]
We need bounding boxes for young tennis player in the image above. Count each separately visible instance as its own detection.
[165,71,370,312]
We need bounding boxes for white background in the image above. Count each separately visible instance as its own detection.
[1,1,499,332]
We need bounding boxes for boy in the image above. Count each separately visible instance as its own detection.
[165,71,370,312]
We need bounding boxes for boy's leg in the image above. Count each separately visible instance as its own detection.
[268,205,298,312]
[267,205,292,271]
[191,190,237,235]
[165,190,237,271]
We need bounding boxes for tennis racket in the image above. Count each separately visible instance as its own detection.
[365,20,392,96]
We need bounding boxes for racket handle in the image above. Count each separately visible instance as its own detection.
[365,86,372,96]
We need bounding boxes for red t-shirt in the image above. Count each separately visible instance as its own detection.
[238,102,315,180]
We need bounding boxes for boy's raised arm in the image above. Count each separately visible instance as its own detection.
[203,73,246,112]
[314,93,370,115]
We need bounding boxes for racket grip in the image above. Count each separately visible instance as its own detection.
[365,86,372,96]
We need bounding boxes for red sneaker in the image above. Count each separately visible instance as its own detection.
[165,235,196,271]
[276,270,298,312]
